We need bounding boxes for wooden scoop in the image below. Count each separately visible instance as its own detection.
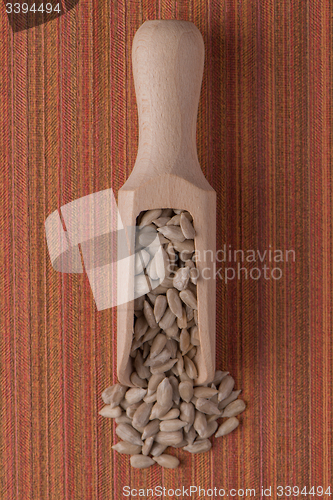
[117,20,216,386]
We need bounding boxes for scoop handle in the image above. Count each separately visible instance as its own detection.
[131,20,205,182]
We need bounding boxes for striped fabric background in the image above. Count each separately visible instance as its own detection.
[0,1,332,498]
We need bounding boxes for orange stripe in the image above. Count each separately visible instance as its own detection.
[260,0,278,490]
[43,14,65,500]
[321,2,332,489]
[27,21,49,500]
[91,0,115,496]
[111,0,132,496]
[59,6,81,500]
[239,0,260,493]
[12,27,34,500]
[0,13,15,500]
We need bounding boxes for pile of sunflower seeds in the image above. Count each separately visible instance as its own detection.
[100,209,246,469]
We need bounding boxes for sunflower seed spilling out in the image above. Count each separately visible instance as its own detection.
[215,416,240,437]
[130,454,155,469]
[112,441,142,455]
[221,399,247,418]
[142,436,154,456]
[153,454,180,469]
[100,209,247,469]
[183,439,212,454]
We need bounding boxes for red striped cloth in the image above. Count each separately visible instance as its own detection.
[0,1,331,498]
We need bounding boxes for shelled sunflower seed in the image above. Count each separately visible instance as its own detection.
[101,208,246,469]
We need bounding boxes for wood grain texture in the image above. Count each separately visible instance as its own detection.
[117,20,216,386]
[0,1,332,498]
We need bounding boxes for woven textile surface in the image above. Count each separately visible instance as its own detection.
[0,1,332,498]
